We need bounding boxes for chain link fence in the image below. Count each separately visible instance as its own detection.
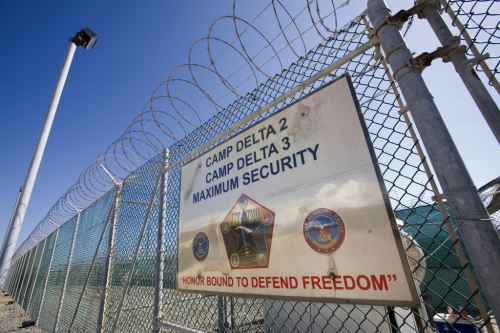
[4,1,499,332]
[442,0,499,91]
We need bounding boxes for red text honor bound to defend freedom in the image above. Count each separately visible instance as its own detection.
[180,274,398,291]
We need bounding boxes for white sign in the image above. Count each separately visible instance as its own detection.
[177,75,419,306]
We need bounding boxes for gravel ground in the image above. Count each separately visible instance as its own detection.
[0,292,41,333]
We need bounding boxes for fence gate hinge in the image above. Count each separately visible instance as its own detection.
[408,36,466,70]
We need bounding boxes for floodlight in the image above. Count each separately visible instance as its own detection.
[71,27,98,49]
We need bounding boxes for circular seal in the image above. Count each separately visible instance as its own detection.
[263,212,274,226]
[221,222,231,234]
[303,208,345,254]
[256,251,268,266]
[230,253,240,268]
[192,232,209,261]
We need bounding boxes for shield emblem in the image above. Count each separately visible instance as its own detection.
[220,194,275,269]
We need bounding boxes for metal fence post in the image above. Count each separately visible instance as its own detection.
[96,184,121,333]
[14,252,29,302]
[37,229,59,324]
[3,261,12,292]
[20,253,31,302]
[110,163,163,333]
[438,0,500,94]
[20,249,37,304]
[27,238,47,314]
[152,149,169,333]
[11,258,22,295]
[217,296,228,333]
[68,193,117,332]
[366,23,496,330]
[367,0,500,320]
[6,258,18,294]
[6,258,19,294]
[417,0,500,143]
[21,243,40,309]
[54,208,81,332]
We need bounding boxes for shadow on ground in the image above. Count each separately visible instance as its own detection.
[0,292,41,333]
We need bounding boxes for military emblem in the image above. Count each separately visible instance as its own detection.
[303,208,345,254]
[192,232,209,261]
[220,194,275,269]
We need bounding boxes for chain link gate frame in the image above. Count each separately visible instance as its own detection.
[4,1,499,332]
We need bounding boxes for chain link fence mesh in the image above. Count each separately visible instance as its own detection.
[58,190,115,333]
[37,218,77,332]
[28,232,57,320]
[12,248,28,302]
[102,155,163,333]
[4,2,498,333]
[21,241,43,309]
[442,0,500,88]
[16,246,35,306]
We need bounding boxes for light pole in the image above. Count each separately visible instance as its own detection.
[0,28,98,287]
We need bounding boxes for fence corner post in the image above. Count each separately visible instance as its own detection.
[367,0,500,320]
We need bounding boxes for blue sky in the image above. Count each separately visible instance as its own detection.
[0,0,498,249]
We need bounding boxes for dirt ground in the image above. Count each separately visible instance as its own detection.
[0,292,41,333]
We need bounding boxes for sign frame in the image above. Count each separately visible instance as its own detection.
[176,73,420,307]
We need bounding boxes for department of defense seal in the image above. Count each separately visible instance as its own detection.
[303,208,345,254]
[192,232,209,261]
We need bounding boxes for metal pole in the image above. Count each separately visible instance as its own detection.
[218,296,227,333]
[0,41,77,286]
[37,229,59,324]
[370,31,495,332]
[0,187,22,285]
[54,211,80,332]
[96,185,121,333]
[367,0,500,320]
[0,27,97,286]
[438,0,500,94]
[152,149,169,333]
[417,0,500,143]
